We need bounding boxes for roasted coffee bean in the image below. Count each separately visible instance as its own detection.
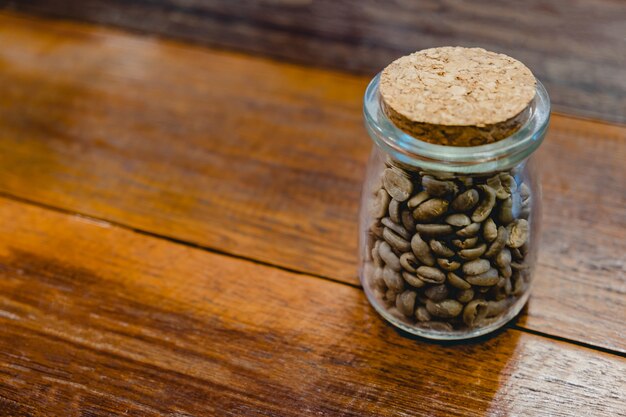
[401,209,416,231]
[422,175,458,197]
[415,224,454,236]
[411,233,435,266]
[507,219,529,248]
[451,189,479,211]
[396,290,417,317]
[456,222,480,237]
[462,259,491,276]
[447,272,471,290]
[407,190,430,209]
[425,284,449,301]
[372,240,383,267]
[437,258,461,272]
[452,236,479,249]
[463,300,489,327]
[370,189,390,219]
[383,227,411,253]
[381,217,412,240]
[430,240,455,257]
[445,213,471,227]
[389,199,401,223]
[415,306,431,322]
[484,226,509,258]
[426,299,463,319]
[400,252,419,273]
[383,168,413,201]
[416,266,446,284]
[402,271,426,288]
[458,243,487,260]
[465,268,499,286]
[382,266,405,291]
[483,218,498,242]
[413,198,449,222]
[416,321,454,331]
[472,185,496,222]
[379,241,401,271]
[457,288,475,303]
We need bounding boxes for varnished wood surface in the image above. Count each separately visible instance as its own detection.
[0,197,624,416]
[0,12,624,352]
[2,0,625,123]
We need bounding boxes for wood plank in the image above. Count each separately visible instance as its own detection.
[0,13,624,352]
[0,197,624,416]
[2,0,625,123]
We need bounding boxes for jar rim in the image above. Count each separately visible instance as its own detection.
[363,72,551,173]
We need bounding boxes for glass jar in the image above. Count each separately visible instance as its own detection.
[359,73,550,340]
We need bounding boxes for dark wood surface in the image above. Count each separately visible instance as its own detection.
[0,11,625,416]
[0,12,624,353]
[0,196,625,416]
[2,0,625,124]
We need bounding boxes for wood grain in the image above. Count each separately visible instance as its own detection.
[2,0,625,123]
[0,12,624,353]
[0,196,624,416]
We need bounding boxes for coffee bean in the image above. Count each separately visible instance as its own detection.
[411,233,435,266]
[389,199,401,223]
[487,174,509,200]
[465,268,499,286]
[507,219,529,248]
[500,174,518,195]
[372,240,383,267]
[483,218,498,242]
[422,175,458,197]
[407,190,430,209]
[463,300,489,327]
[451,189,479,211]
[373,266,384,288]
[400,252,419,272]
[402,271,426,288]
[447,272,471,290]
[429,240,455,257]
[425,284,449,301]
[437,258,461,272]
[445,213,471,227]
[484,226,509,258]
[462,259,491,276]
[472,184,496,222]
[413,198,449,222]
[383,227,411,253]
[456,222,480,237]
[396,290,417,317]
[457,288,475,303]
[452,236,479,249]
[458,243,487,260]
[383,168,413,201]
[379,241,401,271]
[415,306,431,322]
[416,224,454,236]
[520,182,531,200]
[499,196,514,224]
[382,266,405,291]
[401,209,416,231]
[495,248,512,269]
[486,299,510,317]
[381,217,412,240]
[426,299,463,319]
[416,266,446,284]
[371,189,390,219]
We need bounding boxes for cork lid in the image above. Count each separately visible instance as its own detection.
[380,47,536,146]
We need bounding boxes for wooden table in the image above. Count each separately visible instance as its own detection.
[0,9,624,417]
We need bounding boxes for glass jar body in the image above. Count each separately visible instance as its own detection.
[358,148,541,339]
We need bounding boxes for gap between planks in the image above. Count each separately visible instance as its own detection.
[0,189,623,360]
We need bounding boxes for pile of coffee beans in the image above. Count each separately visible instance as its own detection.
[364,158,533,331]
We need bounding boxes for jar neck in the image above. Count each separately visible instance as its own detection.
[363,73,550,174]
